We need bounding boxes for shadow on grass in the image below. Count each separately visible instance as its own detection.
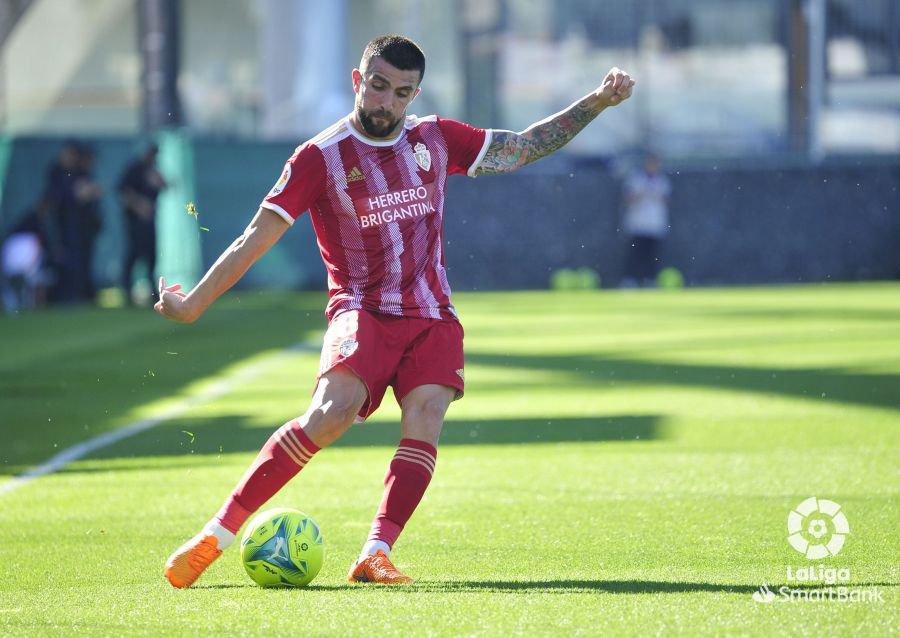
[193,579,898,595]
[52,413,659,471]
[336,414,658,447]
[416,579,754,594]
[407,579,897,594]
[467,351,900,413]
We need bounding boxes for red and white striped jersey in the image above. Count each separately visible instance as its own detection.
[261,114,492,320]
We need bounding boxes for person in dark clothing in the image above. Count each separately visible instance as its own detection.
[43,140,81,303]
[42,139,103,303]
[119,144,167,303]
[72,143,104,302]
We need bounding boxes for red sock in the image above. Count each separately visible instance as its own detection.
[214,419,320,534]
[367,438,437,548]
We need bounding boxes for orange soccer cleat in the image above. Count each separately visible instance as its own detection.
[164,534,222,588]
[347,550,414,584]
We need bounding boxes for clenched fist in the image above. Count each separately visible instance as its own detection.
[594,67,635,108]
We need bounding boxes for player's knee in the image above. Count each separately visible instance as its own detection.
[312,397,359,431]
[299,405,355,449]
[306,367,367,434]
[404,395,450,431]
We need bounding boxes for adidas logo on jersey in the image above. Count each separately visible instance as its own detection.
[346,166,365,183]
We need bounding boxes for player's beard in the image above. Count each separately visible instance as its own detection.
[357,104,401,138]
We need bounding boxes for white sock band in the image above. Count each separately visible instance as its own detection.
[360,539,390,560]
[203,520,237,550]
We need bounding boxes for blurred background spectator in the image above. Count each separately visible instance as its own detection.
[42,139,103,303]
[72,142,104,302]
[119,144,166,305]
[1,199,51,312]
[621,152,671,288]
[42,139,80,303]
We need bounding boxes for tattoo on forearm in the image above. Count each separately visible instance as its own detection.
[475,98,599,175]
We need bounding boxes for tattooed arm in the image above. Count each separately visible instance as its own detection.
[475,67,635,175]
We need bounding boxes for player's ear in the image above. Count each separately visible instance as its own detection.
[351,69,363,94]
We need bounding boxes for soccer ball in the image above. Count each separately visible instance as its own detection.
[240,508,325,587]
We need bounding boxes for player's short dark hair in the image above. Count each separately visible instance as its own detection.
[360,35,426,82]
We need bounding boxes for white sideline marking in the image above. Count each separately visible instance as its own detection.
[0,341,319,498]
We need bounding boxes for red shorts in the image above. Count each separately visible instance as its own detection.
[318,309,465,420]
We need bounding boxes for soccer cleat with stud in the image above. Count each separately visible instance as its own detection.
[164,534,222,588]
[347,549,414,584]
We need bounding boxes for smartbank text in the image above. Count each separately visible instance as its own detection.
[762,567,885,604]
[357,186,436,229]
[771,585,884,603]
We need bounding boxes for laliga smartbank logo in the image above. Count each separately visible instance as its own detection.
[752,498,884,604]
[786,496,849,559]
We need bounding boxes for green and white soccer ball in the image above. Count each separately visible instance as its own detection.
[240,508,325,587]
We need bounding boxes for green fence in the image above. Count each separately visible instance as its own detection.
[0,133,324,296]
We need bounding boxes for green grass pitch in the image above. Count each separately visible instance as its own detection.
[0,284,897,636]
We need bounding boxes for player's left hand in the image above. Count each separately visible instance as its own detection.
[595,67,635,108]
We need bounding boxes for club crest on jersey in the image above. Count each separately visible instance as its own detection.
[413,142,431,171]
[338,338,359,357]
[268,163,291,197]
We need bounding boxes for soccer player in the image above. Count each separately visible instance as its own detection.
[158,35,633,587]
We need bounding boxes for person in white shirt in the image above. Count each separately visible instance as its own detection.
[621,152,671,287]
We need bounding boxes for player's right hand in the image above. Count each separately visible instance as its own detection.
[154,276,197,323]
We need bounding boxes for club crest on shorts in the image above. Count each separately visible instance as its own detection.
[338,338,359,357]
[456,368,465,381]
[413,142,431,171]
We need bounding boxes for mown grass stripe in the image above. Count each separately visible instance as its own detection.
[0,340,320,497]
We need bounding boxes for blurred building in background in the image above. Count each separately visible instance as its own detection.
[2,0,898,156]
[0,0,898,293]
